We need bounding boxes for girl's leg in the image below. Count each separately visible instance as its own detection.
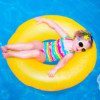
[3,50,46,62]
[2,41,43,52]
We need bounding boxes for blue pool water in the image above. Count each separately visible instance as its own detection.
[0,0,100,100]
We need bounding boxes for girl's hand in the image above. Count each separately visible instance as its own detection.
[35,17,53,26]
[35,17,47,24]
[48,69,57,77]
[35,17,43,24]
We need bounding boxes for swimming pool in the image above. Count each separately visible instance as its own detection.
[0,0,100,99]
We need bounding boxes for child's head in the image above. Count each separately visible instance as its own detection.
[73,30,93,52]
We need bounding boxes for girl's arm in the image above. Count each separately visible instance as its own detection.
[48,53,74,77]
[35,17,68,38]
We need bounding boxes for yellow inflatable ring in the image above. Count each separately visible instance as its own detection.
[7,15,97,91]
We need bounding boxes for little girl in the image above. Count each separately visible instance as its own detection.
[1,17,93,77]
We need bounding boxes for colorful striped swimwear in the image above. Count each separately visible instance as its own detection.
[42,38,73,63]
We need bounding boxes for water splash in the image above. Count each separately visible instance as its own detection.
[97,74,100,90]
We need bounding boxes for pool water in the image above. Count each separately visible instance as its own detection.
[0,0,100,100]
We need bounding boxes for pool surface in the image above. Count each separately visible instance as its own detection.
[0,0,100,100]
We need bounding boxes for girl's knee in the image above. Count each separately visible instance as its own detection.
[31,50,40,57]
[31,41,43,49]
[35,50,40,56]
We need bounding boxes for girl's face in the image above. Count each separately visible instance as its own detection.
[73,37,90,52]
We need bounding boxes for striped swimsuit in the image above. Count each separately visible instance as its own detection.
[42,37,74,63]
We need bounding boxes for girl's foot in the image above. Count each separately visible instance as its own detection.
[1,46,7,53]
[2,53,9,58]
